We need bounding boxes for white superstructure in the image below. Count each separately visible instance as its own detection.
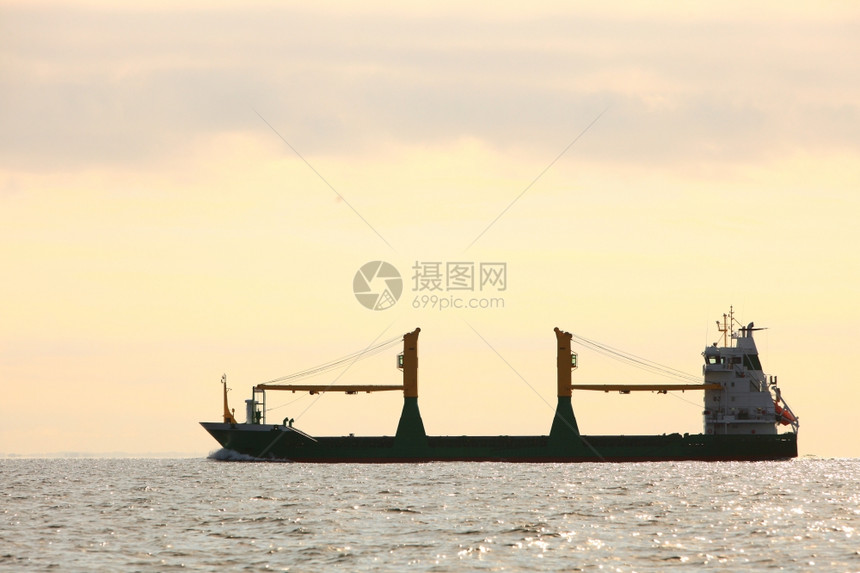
[702,309,798,435]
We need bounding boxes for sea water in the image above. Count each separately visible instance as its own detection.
[1,457,858,572]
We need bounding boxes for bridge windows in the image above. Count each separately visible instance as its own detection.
[743,354,763,370]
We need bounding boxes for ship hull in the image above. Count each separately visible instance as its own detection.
[200,423,798,463]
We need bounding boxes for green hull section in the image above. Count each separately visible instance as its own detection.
[201,422,797,463]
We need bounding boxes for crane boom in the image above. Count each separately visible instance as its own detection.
[254,384,404,395]
[571,383,721,393]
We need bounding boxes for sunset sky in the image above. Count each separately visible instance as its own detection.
[2,2,858,458]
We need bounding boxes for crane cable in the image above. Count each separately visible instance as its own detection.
[569,332,701,384]
[260,334,402,385]
[569,332,705,409]
[263,326,401,415]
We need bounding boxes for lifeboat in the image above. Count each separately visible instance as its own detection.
[774,401,796,426]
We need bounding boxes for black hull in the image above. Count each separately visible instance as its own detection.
[200,422,798,463]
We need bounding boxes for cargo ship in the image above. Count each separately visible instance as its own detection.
[201,311,798,462]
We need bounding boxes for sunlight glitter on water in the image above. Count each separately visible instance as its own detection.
[1,458,859,571]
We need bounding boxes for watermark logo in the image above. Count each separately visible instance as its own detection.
[353,261,403,310]
[353,260,507,311]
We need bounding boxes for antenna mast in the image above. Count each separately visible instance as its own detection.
[716,305,735,347]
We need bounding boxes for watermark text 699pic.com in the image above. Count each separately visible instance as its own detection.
[412,294,505,311]
[352,260,507,312]
[410,261,506,312]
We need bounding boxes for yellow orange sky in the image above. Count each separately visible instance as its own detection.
[1,2,858,457]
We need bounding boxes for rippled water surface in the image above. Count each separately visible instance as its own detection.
[1,457,858,571]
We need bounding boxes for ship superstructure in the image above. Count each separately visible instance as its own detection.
[702,308,798,435]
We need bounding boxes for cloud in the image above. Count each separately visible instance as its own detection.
[2,5,860,173]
